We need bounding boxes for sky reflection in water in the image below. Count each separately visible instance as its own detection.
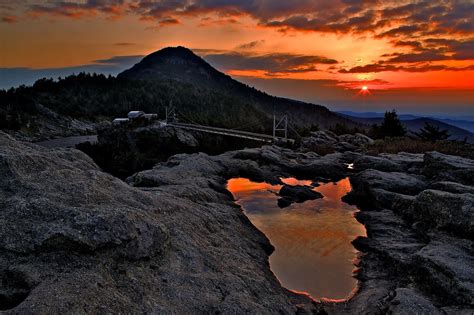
[227,177,366,300]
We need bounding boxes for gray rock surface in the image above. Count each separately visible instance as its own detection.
[2,129,473,314]
[300,131,374,154]
[429,181,474,194]
[0,132,324,314]
[344,169,427,209]
[389,288,442,315]
[353,155,404,172]
[424,151,474,185]
[338,133,374,147]
[410,190,474,238]
[278,184,323,207]
[338,151,474,314]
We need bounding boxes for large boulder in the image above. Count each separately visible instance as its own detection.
[0,132,169,312]
[0,133,169,259]
[429,181,474,194]
[299,131,337,152]
[354,155,404,172]
[388,288,442,315]
[278,184,323,208]
[410,190,474,239]
[0,132,321,314]
[345,169,427,208]
[378,152,424,172]
[423,151,474,185]
[413,235,474,305]
[338,133,374,147]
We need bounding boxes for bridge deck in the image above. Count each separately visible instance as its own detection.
[170,122,293,143]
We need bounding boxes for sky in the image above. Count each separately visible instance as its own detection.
[1,0,473,115]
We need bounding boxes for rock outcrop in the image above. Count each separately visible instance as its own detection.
[278,184,323,208]
[2,129,473,314]
[0,132,325,313]
[339,150,474,314]
[423,151,474,185]
[300,131,374,154]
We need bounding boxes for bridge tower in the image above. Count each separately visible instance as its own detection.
[165,105,177,123]
[273,114,288,140]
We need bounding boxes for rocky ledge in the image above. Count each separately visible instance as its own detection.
[0,132,328,313]
[335,150,474,314]
[1,130,473,314]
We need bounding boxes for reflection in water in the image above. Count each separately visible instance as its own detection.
[227,177,366,300]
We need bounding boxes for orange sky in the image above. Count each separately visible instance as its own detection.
[1,0,473,114]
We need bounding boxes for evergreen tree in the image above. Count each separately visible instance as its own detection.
[370,110,406,139]
[416,122,450,142]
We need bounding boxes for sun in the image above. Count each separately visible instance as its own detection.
[358,85,371,96]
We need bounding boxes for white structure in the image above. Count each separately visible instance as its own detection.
[112,118,130,125]
[143,113,158,120]
[127,111,145,119]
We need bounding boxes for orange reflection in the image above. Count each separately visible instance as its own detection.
[227,177,366,301]
[280,177,312,186]
[226,178,279,194]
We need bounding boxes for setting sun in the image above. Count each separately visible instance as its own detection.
[362,86,368,91]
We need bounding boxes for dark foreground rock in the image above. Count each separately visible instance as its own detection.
[278,184,323,208]
[0,132,326,314]
[2,129,473,314]
[335,151,474,314]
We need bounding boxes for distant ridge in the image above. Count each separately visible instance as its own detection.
[118,46,359,130]
[339,112,474,143]
[338,111,474,132]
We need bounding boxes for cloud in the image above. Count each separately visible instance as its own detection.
[1,15,18,23]
[19,0,474,42]
[11,0,474,75]
[236,40,265,50]
[159,17,180,26]
[202,51,337,76]
[29,0,127,19]
[0,54,144,89]
[113,42,135,46]
[339,62,474,74]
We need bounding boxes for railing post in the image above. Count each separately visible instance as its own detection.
[273,114,288,140]
[166,105,176,123]
[273,114,276,138]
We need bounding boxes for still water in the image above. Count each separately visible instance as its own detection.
[227,177,366,300]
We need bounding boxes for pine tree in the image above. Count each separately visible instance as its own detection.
[416,122,450,142]
[370,110,406,139]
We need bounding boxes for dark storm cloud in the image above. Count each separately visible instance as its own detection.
[203,51,337,75]
[25,1,474,41]
[385,51,450,63]
[339,62,474,74]
[29,0,126,18]
[18,0,474,74]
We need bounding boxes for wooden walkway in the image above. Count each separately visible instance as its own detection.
[170,122,293,143]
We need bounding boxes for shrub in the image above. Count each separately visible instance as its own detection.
[366,137,474,159]
[330,123,365,136]
[415,122,450,142]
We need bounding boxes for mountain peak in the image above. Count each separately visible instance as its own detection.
[118,46,226,85]
[141,46,201,63]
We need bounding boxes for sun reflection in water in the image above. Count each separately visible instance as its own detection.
[227,177,366,301]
